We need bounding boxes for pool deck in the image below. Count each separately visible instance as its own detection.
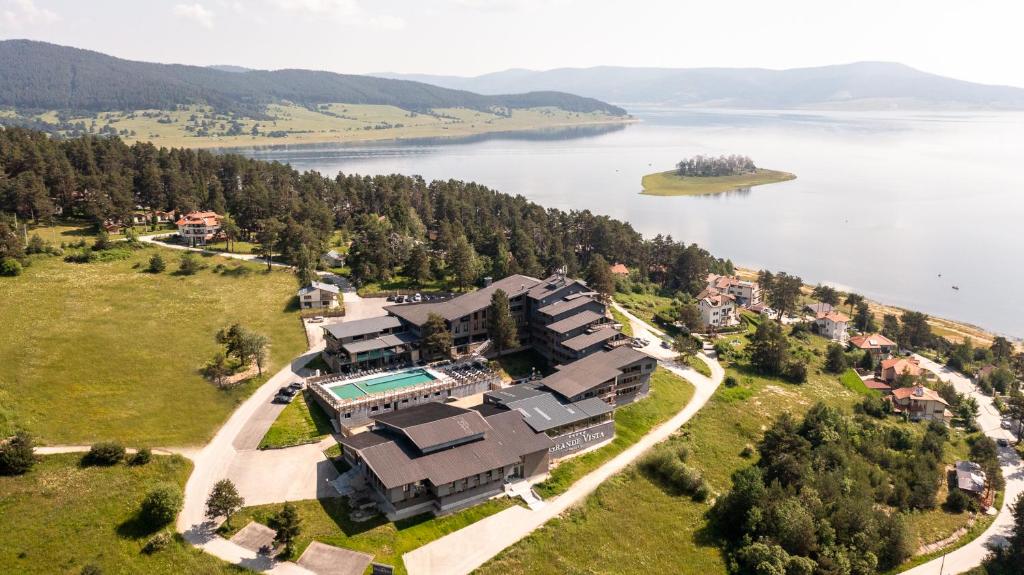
[323,367,443,400]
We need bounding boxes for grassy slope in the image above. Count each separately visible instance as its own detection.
[0,226,306,445]
[224,497,516,575]
[0,454,240,574]
[17,104,628,150]
[478,332,975,575]
[641,168,796,197]
[535,367,695,498]
[258,392,335,449]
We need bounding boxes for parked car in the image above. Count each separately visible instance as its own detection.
[307,316,324,323]
[661,340,671,349]
[288,381,305,391]
[386,295,396,302]
[273,389,296,404]
[1002,420,1012,430]
[412,293,423,302]
[998,438,1009,447]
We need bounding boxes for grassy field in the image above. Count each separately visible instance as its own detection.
[839,367,879,396]
[685,355,713,377]
[641,168,796,197]
[11,103,630,150]
[258,392,335,449]
[609,306,634,337]
[478,331,974,575]
[0,224,307,445]
[535,367,695,498]
[490,349,550,381]
[224,496,516,574]
[614,291,674,324]
[0,453,240,574]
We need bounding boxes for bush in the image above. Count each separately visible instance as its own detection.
[945,486,978,513]
[178,252,201,275]
[784,361,808,384]
[140,484,183,527]
[724,375,738,387]
[0,430,37,475]
[0,257,23,276]
[85,442,125,466]
[80,564,103,575]
[640,447,709,501]
[142,531,172,554]
[130,447,152,466]
[148,253,166,273]
[740,444,755,458]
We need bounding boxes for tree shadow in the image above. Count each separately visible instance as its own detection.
[283,296,301,313]
[316,496,389,537]
[116,512,163,540]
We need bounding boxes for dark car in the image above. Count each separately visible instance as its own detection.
[288,381,305,391]
[997,438,1010,447]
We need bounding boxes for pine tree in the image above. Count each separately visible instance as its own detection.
[422,313,453,359]
[488,289,518,355]
[405,243,431,286]
[585,254,615,302]
[449,234,480,290]
[271,502,302,558]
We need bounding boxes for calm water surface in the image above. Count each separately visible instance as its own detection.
[237,108,1024,338]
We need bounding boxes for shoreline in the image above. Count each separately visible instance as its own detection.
[121,116,638,151]
[734,266,1010,346]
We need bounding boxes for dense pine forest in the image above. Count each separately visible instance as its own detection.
[0,126,731,292]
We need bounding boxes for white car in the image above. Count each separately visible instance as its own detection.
[307,316,324,323]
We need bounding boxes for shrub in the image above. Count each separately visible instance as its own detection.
[724,375,738,387]
[784,361,808,384]
[0,257,23,276]
[0,430,37,475]
[130,447,152,466]
[64,249,96,263]
[178,252,201,275]
[140,484,183,527]
[945,487,978,513]
[80,564,103,575]
[148,253,166,273]
[142,531,172,554]
[85,442,126,466]
[740,444,755,458]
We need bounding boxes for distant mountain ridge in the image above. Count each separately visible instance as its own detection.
[376,62,1024,110]
[0,40,626,116]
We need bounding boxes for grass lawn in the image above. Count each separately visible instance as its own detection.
[0,453,241,574]
[259,392,335,449]
[685,355,713,378]
[355,274,450,297]
[0,228,307,445]
[640,168,796,197]
[202,239,258,254]
[223,496,516,574]
[489,349,550,381]
[839,367,880,396]
[614,291,673,325]
[534,367,695,498]
[610,306,634,337]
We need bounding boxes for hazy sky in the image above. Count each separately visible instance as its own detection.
[1,0,1022,87]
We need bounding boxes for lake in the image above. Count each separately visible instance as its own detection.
[236,108,1024,338]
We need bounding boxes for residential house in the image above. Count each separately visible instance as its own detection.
[298,281,341,310]
[175,211,222,246]
[955,460,987,500]
[705,273,761,307]
[890,385,951,424]
[609,263,630,276]
[698,291,737,329]
[815,310,850,342]
[849,333,897,360]
[322,249,346,268]
[880,357,922,385]
[804,302,835,316]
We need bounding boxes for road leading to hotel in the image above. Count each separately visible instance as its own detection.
[402,304,724,575]
[901,354,1024,575]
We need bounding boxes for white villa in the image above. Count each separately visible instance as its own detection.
[298,281,341,310]
[175,211,222,246]
[322,249,346,268]
[705,273,761,307]
[698,292,737,328]
[815,310,850,342]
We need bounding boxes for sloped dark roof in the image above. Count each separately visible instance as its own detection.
[536,295,598,318]
[324,315,402,339]
[561,325,623,352]
[341,332,418,354]
[546,310,604,335]
[541,346,650,399]
[386,274,540,325]
[374,403,490,453]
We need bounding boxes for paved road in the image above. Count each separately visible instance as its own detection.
[139,234,290,268]
[901,354,1024,575]
[402,305,724,575]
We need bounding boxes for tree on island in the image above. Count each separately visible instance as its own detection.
[675,155,756,177]
[488,289,519,355]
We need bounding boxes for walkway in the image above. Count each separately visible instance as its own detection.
[402,305,724,575]
[139,234,290,268]
[901,354,1024,575]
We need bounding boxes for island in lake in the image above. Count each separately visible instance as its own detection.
[641,154,796,196]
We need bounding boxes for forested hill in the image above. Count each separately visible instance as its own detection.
[0,40,626,116]
[378,62,1024,110]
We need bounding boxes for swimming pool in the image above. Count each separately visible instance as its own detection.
[326,368,438,400]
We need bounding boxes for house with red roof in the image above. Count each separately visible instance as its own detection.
[698,290,737,328]
[880,356,922,385]
[814,310,850,342]
[175,211,222,246]
[609,263,630,276]
[890,385,951,424]
[705,273,761,307]
[849,333,897,360]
